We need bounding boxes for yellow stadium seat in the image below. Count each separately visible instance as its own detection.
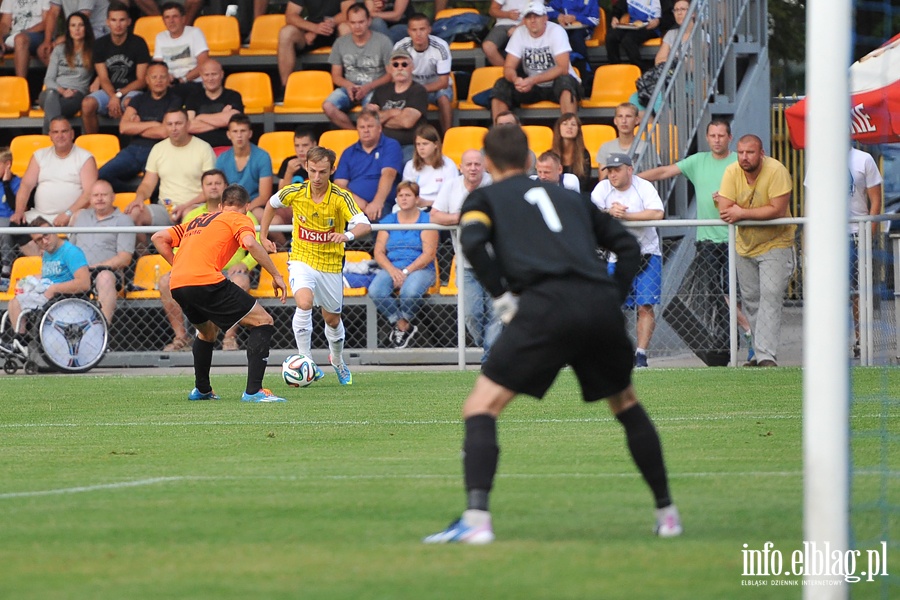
[113,192,149,213]
[426,259,441,296]
[308,46,331,55]
[225,72,273,114]
[250,252,290,298]
[343,250,372,296]
[134,16,165,55]
[125,255,171,300]
[644,37,662,47]
[318,129,359,168]
[0,256,42,301]
[442,126,487,167]
[194,15,241,56]
[74,134,120,169]
[585,8,607,47]
[274,71,334,114]
[439,256,458,296]
[434,8,480,49]
[581,64,641,108]
[582,124,617,169]
[239,14,285,56]
[0,76,31,118]
[10,134,51,177]
[521,125,553,156]
[458,66,503,111]
[258,131,295,174]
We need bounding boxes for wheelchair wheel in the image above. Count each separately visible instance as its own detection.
[4,359,18,374]
[37,297,108,373]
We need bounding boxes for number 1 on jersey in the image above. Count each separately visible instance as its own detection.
[524,187,563,232]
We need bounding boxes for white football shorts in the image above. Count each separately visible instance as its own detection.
[287,260,344,314]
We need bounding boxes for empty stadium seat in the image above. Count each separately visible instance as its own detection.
[225,72,274,114]
[10,134,51,176]
[581,64,641,108]
[194,15,241,56]
[134,16,165,54]
[250,252,290,298]
[582,124,617,169]
[521,125,553,156]
[0,256,41,302]
[74,134,121,169]
[439,256,458,296]
[442,126,487,166]
[318,130,359,167]
[585,8,607,47]
[0,76,31,118]
[239,14,285,55]
[257,131,295,173]
[458,66,503,111]
[274,71,334,114]
[126,254,172,300]
[344,250,372,296]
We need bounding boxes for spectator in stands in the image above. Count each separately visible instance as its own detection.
[185,59,243,151]
[430,148,499,361]
[370,47,429,160]
[12,117,97,249]
[629,0,692,113]
[69,179,135,324]
[534,150,580,192]
[276,0,342,96]
[547,0,600,87]
[590,153,664,368]
[369,0,414,44]
[369,180,438,348]
[596,102,643,179]
[402,123,458,209]
[482,0,529,67]
[39,12,94,134]
[333,108,404,222]
[126,107,216,228]
[98,60,182,194]
[158,169,259,352]
[490,2,581,123]
[551,112,592,192]
[277,127,316,189]
[606,0,661,67]
[717,135,795,368]
[323,3,393,131]
[0,147,20,288]
[218,113,273,214]
[0,0,50,78]
[39,0,107,63]
[153,1,209,92]
[133,0,202,26]
[493,111,537,175]
[81,2,150,135]
[0,217,90,349]
[393,13,453,133]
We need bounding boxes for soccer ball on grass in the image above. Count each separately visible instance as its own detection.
[282,354,318,388]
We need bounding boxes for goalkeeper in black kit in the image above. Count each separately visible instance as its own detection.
[423,125,682,544]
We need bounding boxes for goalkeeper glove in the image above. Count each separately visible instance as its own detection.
[492,291,519,325]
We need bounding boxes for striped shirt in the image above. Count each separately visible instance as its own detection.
[393,35,452,87]
[272,180,363,273]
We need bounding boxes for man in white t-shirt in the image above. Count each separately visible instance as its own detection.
[490,2,581,122]
[482,0,529,66]
[393,13,453,133]
[0,0,49,77]
[430,148,500,362]
[590,153,664,368]
[804,147,882,357]
[153,1,209,87]
[534,150,580,192]
[130,107,217,228]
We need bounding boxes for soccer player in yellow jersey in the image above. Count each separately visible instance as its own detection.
[260,146,371,385]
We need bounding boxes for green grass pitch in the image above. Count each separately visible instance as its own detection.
[0,367,897,599]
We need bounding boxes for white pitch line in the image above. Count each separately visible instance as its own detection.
[0,471,809,499]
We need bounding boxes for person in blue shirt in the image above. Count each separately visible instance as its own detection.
[0,217,91,348]
[216,114,274,224]
[367,181,438,348]
[333,108,404,222]
[0,147,22,289]
[547,0,600,89]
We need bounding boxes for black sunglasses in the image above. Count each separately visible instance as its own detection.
[392,60,410,68]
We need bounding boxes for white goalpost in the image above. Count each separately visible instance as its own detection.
[803,0,851,596]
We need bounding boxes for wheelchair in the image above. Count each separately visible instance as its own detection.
[1,295,109,374]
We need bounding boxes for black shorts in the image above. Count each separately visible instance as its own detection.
[491,74,583,108]
[483,277,634,402]
[171,279,257,332]
[90,267,124,292]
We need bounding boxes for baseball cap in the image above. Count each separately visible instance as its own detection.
[524,2,548,17]
[390,48,412,61]
[602,153,633,169]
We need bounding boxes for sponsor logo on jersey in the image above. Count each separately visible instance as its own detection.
[297,225,335,243]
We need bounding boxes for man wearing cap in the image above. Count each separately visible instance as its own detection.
[490,1,582,123]
[590,152,664,368]
[369,47,429,160]
[323,3,393,131]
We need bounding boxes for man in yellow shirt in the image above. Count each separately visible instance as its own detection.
[260,146,371,385]
[716,134,794,367]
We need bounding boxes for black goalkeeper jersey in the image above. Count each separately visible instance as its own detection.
[460,174,641,297]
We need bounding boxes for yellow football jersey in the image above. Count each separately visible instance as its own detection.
[276,181,362,273]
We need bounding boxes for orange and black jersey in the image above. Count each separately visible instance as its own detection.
[167,210,257,290]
